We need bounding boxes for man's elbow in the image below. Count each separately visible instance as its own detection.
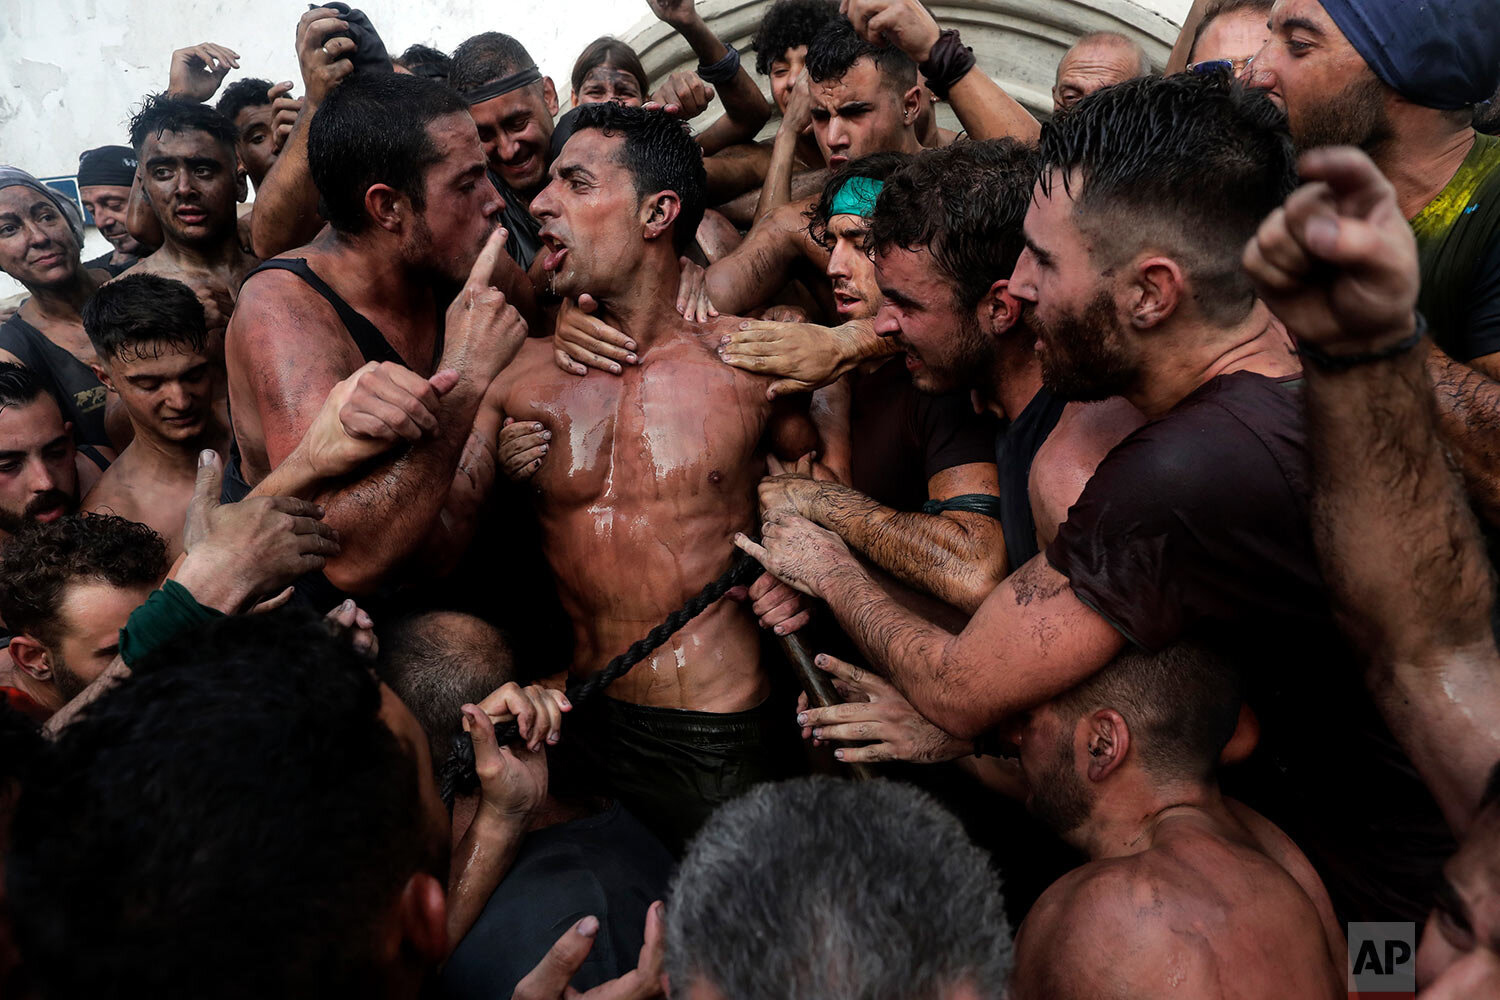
[950,560,1008,616]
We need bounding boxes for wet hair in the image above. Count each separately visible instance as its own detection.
[307,70,469,234]
[5,608,442,998]
[666,777,1013,1000]
[377,610,514,772]
[1049,642,1244,782]
[449,31,538,92]
[214,77,275,123]
[128,92,238,154]
[572,102,706,253]
[868,139,1038,310]
[806,150,911,247]
[805,16,917,93]
[1038,72,1297,326]
[0,360,47,412]
[1063,31,1151,79]
[571,37,649,99]
[1189,0,1273,63]
[81,273,208,364]
[752,0,840,76]
[0,513,166,649]
[395,43,453,83]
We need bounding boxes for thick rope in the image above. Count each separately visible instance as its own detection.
[440,548,763,804]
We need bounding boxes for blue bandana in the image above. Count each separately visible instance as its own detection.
[829,176,884,219]
[1321,0,1500,110]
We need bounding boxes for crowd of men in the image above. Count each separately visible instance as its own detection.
[1,0,1499,995]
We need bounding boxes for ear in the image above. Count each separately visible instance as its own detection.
[542,77,561,117]
[1083,709,1130,782]
[364,184,407,235]
[976,278,1023,337]
[8,634,53,683]
[901,84,922,127]
[1130,256,1184,330]
[90,362,116,394]
[640,190,683,244]
[397,872,447,967]
[235,165,249,204]
[570,88,581,109]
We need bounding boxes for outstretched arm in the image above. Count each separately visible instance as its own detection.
[648,0,772,154]
[705,196,828,314]
[1244,146,1500,834]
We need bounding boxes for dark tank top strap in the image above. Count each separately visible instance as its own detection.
[245,258,407,366]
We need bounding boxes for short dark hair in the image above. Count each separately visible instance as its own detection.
[1189,0,1273,63]
[6,608,443,998]
[1050,642,1244,782]
[307,70,469,234]
[666,777,1013,1000]
[0,360,47,412]
[805,16,917,93]
[1039,73,1297,326]
[868,139,1038,310]
[396,43,453,83]
[81,273,208,363]
[752,0,840,76]
[214,77,275,123]
[806,150,911,247]
[377,610,514,771]
[0,513,166,649]
[449,31,537,93]
[572,102,706,253]
[128,92,238,154]
[570,37,649,98]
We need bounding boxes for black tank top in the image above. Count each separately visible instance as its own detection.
[993,386,1066,568]
[221,257,445,611]
[0,314,111,447]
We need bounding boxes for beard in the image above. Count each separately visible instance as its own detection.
[49,655,89,703]
[1291,72,1393,154]
[1027,737,1093,838]
[1032,291,1141,402]
[0,488,78,534]
[908,309,995,395]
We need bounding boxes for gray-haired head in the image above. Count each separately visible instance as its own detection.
[665,776,1013,1000]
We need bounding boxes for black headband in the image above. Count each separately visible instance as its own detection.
[460,65,543,105]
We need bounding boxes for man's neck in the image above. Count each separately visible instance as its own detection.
[983,333,1045,422]
[594,247,690,351]
[154,227,245,272]
[1077,776,1224,861]
[127,418,222,472]
[320,230,441,323]
[1128,301,1298,418]
[1372,111,1477,220]
[24,268,99,325]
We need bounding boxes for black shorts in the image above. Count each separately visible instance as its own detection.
[572,693,805,854]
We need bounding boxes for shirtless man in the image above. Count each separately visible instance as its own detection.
[227,70,527,603]
[1005,644,1344,998]
[488,103,824,850]
[124,94,257,341]
[81,274,224,556]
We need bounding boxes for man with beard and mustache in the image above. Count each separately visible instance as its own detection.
[123,95,259,343]
[739,73,1455,926]
[0,363,107,547]
[77,145,147,272]
[1005,645,1345,1000]
[1249,0,1500,521]
[225,71,531,603]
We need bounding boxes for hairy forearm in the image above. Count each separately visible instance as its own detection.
[944,69,1040,143]
[250,105,322,259]
[446,811,526,954]
[1427,346,1500,524]
[706,212,805,313]
[807,484,1003,612]
[1309,342,1500,831]
[754,127,802,222]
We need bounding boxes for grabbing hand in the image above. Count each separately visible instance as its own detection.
[796,653,971,763]
[325,598,378,657]
[297,7,356,105]
[267,81,303,152]
[676,258,718,323]
[554,295,636,376]
[1243,147,1421,355]
[746,571,813,635]
[646,0,700,29]
[648,71,714,120]
[301,361,460,480]
[734,513,856,599]
[779,73,814,136]
[473,681,572,752]
[168,42,240,101]
[176,451,340,613]
[446,225,530,376]
[463,703,550,829]
[840,0,941,63]
[719,319,851,398]
[512,901,666,1000]
[499,417,551,482]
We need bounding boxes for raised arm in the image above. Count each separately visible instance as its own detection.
[754,75,815,219]
[648,0,772,154]
[705,196,828,313]
[842,0,1040,143]
[1244,146,1500,834]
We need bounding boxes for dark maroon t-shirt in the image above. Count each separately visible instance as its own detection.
[1047,371,1453,925]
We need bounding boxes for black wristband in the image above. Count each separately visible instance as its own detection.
[1294,312,1426,372]
[919,29,976,99]
[697,43,742,86]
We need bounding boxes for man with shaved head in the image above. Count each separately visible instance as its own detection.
[1052,31,1151,114]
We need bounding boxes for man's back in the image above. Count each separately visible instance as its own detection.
[496,319,811,712]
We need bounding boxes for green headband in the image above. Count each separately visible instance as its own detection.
[828,175,884,219]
